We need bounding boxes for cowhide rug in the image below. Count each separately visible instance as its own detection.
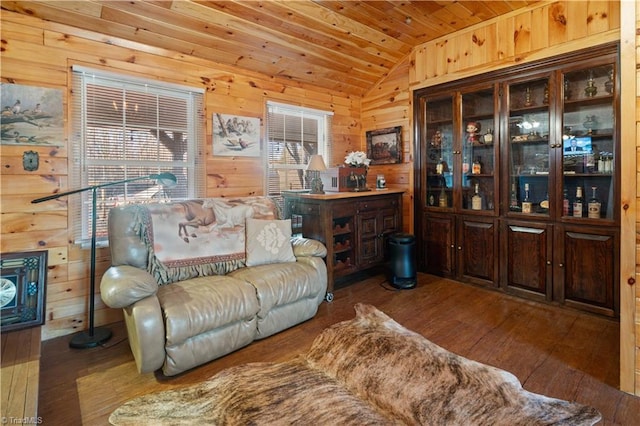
[109,303,601,426]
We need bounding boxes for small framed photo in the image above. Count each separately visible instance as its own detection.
[1,250,47,332]
[212,113,261,157]
[366,126,402,165]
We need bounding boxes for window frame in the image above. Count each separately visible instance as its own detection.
[265,101,333,200]
[70,66,205,246]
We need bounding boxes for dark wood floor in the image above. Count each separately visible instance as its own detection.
[39,273,640,425]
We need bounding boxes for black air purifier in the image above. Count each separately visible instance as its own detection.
[388,232,416,289]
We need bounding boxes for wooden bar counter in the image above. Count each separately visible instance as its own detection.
[283,189,403,301]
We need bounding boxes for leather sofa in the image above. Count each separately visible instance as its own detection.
[100,196,327,376]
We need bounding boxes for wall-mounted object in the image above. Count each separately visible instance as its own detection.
[212,113,261,157]
[22,150,39,171]
[0,83,64,146]
[366,126,402,165]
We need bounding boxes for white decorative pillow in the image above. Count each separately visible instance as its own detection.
[245,218,296,266]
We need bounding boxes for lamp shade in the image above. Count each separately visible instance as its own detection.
[307,154,327,171]
[150,172,178,187]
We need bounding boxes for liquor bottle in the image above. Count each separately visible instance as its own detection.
[436,158,444,175]
[588,186,601,218]
[562,189,570,216]
[471,183,482,210]
[509,182,520,211]
[522,183,532,213]
[462,154,470,174]
[472,156,482,174]
[438,186,447,207]
[572,186,584,217]
[540,192,549,213]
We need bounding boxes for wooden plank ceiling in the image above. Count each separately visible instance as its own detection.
[1,1,538,96]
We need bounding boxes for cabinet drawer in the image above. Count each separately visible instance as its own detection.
[292,203,319,216]
[357,197,399,212]
[332,203,356,217]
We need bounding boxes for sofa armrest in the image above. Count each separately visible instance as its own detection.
[291,237,327,258]
[123,296,166,374]
[101,265,159,308]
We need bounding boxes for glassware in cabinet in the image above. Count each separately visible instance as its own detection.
[461,87,495,211]
[561,64,616,220]
[507,77,551,216]
[425,96,454,208]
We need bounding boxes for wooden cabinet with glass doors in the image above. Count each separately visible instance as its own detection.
[420,86,499,287]
[416,43,620,317]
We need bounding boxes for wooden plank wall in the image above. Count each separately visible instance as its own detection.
[629,0,640,396]
[0,10,367,341]
[361,57,413,233]
[410,1,620,89]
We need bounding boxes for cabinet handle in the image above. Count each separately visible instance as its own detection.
[457,246,462,250]
[559,263,564,268]
[546,260,551,265]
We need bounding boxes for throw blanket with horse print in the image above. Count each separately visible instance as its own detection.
[134,197,277,285]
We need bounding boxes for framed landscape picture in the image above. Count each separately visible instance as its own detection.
[366,126,402,165]
[212,113,261,157]
[1,83,64,146]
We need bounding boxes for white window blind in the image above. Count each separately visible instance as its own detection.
[70,67,205,245]
[266,102,332,203]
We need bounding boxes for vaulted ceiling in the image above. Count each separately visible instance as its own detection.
[2,1,539,96]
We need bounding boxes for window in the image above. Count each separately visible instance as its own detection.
[266,102,333,204]
[70,66,205,245]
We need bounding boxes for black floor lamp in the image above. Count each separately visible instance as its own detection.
[32,172,177,349]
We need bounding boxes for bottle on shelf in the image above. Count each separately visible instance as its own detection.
[462,154,470,174]
[472,156,482,175]
[522,183,532,213]
[588,186,601,219]
[436,157,448,175]
[540,192,549,213]
[573,186,584,218]
[438,186,447,207]
[471,183,483,210]
[509,182,521,212]
[563,189,570,216]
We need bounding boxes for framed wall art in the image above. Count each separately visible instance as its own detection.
[1,250,47,332]
[366,126,402,165]
[1,83,64,146]
[212,113,261,157]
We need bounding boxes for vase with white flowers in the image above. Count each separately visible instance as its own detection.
[344,151,371,191]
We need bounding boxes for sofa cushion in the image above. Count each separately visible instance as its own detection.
[245,218,296,266]
[157,275,260,346]
[228,262,325,317]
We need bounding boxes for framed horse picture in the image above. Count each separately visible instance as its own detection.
[366,126,402,165]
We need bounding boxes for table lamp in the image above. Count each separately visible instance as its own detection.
[307,155,327,194]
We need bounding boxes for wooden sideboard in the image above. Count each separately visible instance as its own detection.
[283,189,403,301]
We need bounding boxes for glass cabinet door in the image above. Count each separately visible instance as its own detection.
[461,87,496,212]
[425,96,454,208]
[507,77,551,216]
[561,63,616,220]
